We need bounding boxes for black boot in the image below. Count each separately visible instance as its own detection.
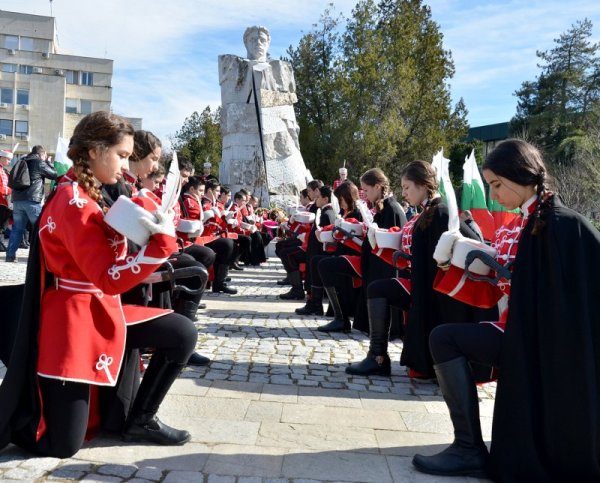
[122,352,190,445]
[174,298,200,322]
[346,298,391,376]
[212,264,238,294]
[276,276,290,286]
[412,357,489,477]
[295,286,324,315]
[187,352,210,366]
[279,271,305,300]
[317,287,350,332]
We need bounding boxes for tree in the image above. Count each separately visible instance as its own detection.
[285,6,346,182]
[511,19,600,163]
[287,0,468,188]
[171,106,222,173]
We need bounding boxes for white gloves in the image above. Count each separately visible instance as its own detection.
[203,210,215,222]
[433,231,461,266]
[228,218,239,227]
[140,210,176,237]
[334,217,343,228]
[212,206,221,217]
[367,223,379,248]
[225,210,236,220]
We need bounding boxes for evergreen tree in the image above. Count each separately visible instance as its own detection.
[511,19,600,163]
[171,106,222,173]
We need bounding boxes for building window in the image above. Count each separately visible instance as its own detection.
[17,90,29,105]
[1,63,17,73]
[65,98,78,114]
[20,37,34,51]
[0,88,13,105]
[65,70,78,85]
[4,36,18,50]
[80,100,92,115]
[15,120,28,136]
[81,71,94,86]
[0,119,11,136]
[19,65,33,75]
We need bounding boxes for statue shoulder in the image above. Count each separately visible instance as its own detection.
[219,54,251,85]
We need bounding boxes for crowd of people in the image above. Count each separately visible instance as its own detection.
[0,111,599,481]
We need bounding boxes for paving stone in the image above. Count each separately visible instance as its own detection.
[135,466,164,481]
[163,471,207,483]
[80,475,123,482]
[282,451,392,482]
[97,464,137,478]
[204,444,285,478]
[282,404,407,430]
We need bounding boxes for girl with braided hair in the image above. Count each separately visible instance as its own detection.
[0,112,197,458]
[414,139,600,481]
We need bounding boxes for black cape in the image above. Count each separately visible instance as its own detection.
[399,202,498,377]
[489,198,600,482]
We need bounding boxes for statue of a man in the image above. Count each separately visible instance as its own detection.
[218,26,310,206]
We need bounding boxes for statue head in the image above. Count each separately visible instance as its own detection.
[243,26,271,62]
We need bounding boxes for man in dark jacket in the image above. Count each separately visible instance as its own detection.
[5,145,56,262]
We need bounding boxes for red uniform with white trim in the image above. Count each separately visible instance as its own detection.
[434,197,537,331]
[0,167,10,208]
[37,182,177,386]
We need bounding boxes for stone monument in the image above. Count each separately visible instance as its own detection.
[218,26,310,206]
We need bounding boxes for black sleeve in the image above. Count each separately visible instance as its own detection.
[40,161,57,180]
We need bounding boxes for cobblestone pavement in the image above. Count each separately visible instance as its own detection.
[0,253,494,482]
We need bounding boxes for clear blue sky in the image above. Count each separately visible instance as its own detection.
[5,0,600,145]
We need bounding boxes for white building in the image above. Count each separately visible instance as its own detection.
[0,10,139,157]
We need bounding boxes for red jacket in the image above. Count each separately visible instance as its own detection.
[37,182,176,386]
[0,167,10,208]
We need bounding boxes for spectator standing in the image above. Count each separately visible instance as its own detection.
[5,146,56,262]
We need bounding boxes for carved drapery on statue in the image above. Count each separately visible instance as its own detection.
[218,27,310,207]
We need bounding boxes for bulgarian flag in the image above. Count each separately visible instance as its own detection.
[432,148,460,232]
[461,150,495,241]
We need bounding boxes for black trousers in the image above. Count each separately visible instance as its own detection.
[318,256,360,318]
[233,234,251,264]
[183,244,215,269]
[310,254,334,287]
[275,237,301,260]
[281,245,306,273]
[248,231,266,265]
[33,312,197,458]
[206,237,234,266]
[429,322,503,367]
[367,278,410,309]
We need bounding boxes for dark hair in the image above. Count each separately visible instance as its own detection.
[220,186,231,195]
[148,164,166,179]
[234,191,245,201]
[400,160,440,230]
[68,111,135,202]
[483,139,550,235]
[177,155,194,173]
[360,168,390,212]
[307,179,324,190]
[131,130,161,163]
[300,188,309,199]
[31,145,46,156]
[334,181,359,214]
[318,185,332,202]
[182,175,202,193]
[239,188,249,196]
[205,179,220,192]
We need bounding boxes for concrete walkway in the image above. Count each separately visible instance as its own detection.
[0,254,494,482]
